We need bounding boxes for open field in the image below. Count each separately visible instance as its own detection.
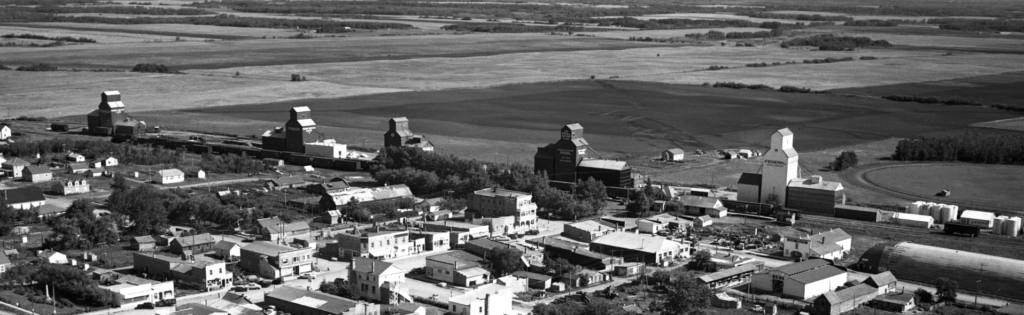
[767,11,999,21]
[0,24,211,43]
[599,13,800,24]
[973,117,1024,132]
[126,80,1024,165]
[863,163,1024,211]
[834,71,1024,106]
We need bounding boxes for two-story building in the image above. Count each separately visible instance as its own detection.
[783,229,852,260]
[52,180,89,196]
[169,233,216,254]
[466,188,538,233]
[562,220,619,243]
[348,257,412,304]
[448,284,514,315]
[409,231,451,252]
[751,259,848,300]
[239,241,315,279]
[23,165,52,183]
[132,252,232,291]
[425,250,491,287]
[422,221,490,246]
[327,228,423,261]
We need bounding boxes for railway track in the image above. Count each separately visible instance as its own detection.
[800,215,1024,249]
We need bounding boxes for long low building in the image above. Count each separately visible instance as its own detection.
[99,275,175,308]
[752,259,848,300]
[698,264,762,290]
[857,242,1024,301]
[588,232,688,265]
[265,285,379,315]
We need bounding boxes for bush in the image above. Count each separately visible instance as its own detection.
[779,86,811,93]
[860,56,878,60]
[707,65,728,71]
[0,64,10,70]
[132,63,173,73]
[914,288,934,303]
[16,63,59,71]
[783,34,892,50]
[829,151,859,171]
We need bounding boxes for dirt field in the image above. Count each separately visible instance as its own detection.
[863,163,1024,211]
[834,71,1024,106]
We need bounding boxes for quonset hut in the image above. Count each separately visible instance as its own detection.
[86,91,146,136]
[534,124,633,197]
[857,242,1024,301]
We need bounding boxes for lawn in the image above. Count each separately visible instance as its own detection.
[863,163,1024,211]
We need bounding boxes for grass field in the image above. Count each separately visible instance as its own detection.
[834,71,1024,106]
[864,164,1024,210]
[0,24,212,43]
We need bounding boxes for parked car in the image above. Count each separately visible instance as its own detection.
[137,302,155,310]
[232,286,248,292]
[436,282,447,288]
[245,283,261,291]
[751,305,764,313]
[299,273,316,280]
[155,299,176,307]
[526,229,540,235]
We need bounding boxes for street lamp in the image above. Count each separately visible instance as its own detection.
[975,280,981,307]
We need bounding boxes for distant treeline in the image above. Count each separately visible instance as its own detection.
[4,0,99,5]
[684,30,778,40]
[745,12,853,22]
[2,33,95,42]
[893,133,1024,164]
[132,63,175,73]
[781,34,892,51]
[708,82,823,94]
[844,20,899,27]
[598,17,784,30]
[0,12,412,31]
[15,63,60,71]
[757,3,1024,19]
[441,23,580,33]
[34,4,211,15]
[929,18,1024,33]
[881,95,1024,112]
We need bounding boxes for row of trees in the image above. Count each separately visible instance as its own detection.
[892,132,1024,165]
[441,23,581,33]
[2,33,95,42]
[132,63,174,73]
[15,63,59,71]
[0,10,413,31]
[600,17,791,30]
[684,29,781,41]
[0,138,183,166]
[882,95,1024,113]
[930,18,1024,33]
[34,4,209,15]
[745,12,853,22]
[845,20,900,27]
[782,34,892,50]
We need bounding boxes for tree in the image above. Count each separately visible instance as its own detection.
[437,197,466,213]
[689,249,712,270]
[109,184,172,235]
[829,151,859,171]
[914,288,934,304]
[319,278,354,299]
[574,177,607,212]
[657,273,712,315]
[29,264,115,306]
[487,247,525,277]
[935,277,958,302]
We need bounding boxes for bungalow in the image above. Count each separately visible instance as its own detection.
[100,156,118,167]
[695,215,714,228]
[870,293,916,313]
[169,233,216,254]
[265,176,309,190]
[41,251,68,264]
[66,152,86,163]
[67,163,89,174]
[322,210,343,225]
[131,235,157,251]
[155,169,185,185]
[512,271,552,290]
[36,204,66,219]
[677,195,728,218]
[2,158,30,178]
[1,186,46,210]
[783,229,852,260]
[614,263,644,277]
[563,269,609,288]
[425,210,452,221]
[662,148,685,161]
[85,168,105,177]
[646,213,693,231]
[23,165,52,183]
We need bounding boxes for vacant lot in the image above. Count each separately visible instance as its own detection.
[864,163,1024,210]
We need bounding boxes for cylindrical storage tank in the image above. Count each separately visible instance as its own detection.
[993,216,1006,235]
[1006,217,1021,237]
[948,205,959,222]
[940,205,954,223]
[909,201,925,215]
[929,204,943,221]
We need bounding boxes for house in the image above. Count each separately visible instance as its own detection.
[0,125,9,140]
[528,237,623,271]
[265,286,379,315]
[812,283,880,315]
[646,213,693,231]
[752,259,847,300]
[259,221,311,243]
[409,231,451,252]
[783,229,852,260]
[98,275,175,308]
[425,250,491,287]
[614,263,644,277]
[695,215,714,227]
[589,232,689,265]
[426,210,453,221]
[191,170,206,179]
[85,168,105,177]
[512,271,553,290]
[662,148,685,161]
[465,188,539,233]
[496,275,528,293]
[155,168,185,184]
[327,228,422,261]
[66,163,89,174]
[348,257,412,304]
[698,264,762,290]
[448,284,513,315]
[677,195,728,217]
[265,176,309,190]
[169,304,229,315]
[41,251,68,264]
[66,152,86,163]
[100,156,118,167]
[131,235,157,251]
[319,185,415,211]
[709,252,761,272]
[52,180,89,195]
[863,271,897,295]
[23,165,52,183]
[2,158,30,178]
[322,210,343,225]
[870,293,916,313]
[563,269,610,288]
[213,241,240,260]
[599,217,639,231]
[306,182,350,195]
[35,204,65,219]
[638,219,665,234]
[169,233,216,254]
[239,241,314,279]
[562,220,619,243]
[0,251,11,275]
[422,221,491,245]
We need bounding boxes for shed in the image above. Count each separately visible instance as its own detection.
[662,148,685,161]
[695,215,713,227]
[959,210,995,228]
[893,213,933,229]
[131,235,156,251]
[263,158,284,168]
[213,240,241,260]
[834,205,882,222]
[51,123,69,132]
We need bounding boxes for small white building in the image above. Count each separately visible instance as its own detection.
[0,125,10,140]
[192,170,206,179]
[154,169,185,184]
[662,148,685,161]
[448,284,514,315]
[893,212,934,229]
[213,241,241,260]
[783,229,851,260]
[66,152,86,163]
[638,219,665,234]
[41,251,68,264]
[959,210,995,228]
[99,275,175,309]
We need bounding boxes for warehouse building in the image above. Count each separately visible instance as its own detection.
[589,232,687,265]
[384,117,434,151]
[562,220,619,243]
[752,259,848,300]
[86,91,146,136]
[737,129,846,215]
[858,242,1024,301]
[959,210,995,228]
[834,204,883,222]
[892,213,934,228]
[265,286,378,315]
[534,124,633,195]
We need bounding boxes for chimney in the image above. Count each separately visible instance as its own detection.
[371,261,375,274]
[454,261,459,270]
[485,293,491,315]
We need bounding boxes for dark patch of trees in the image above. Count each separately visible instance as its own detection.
[707,65,728,71]
[779,86,811,93]
[860,56,877,60]
[782,34,892,51]
[132,63,173,73]
[2,33,95,42]
[533,299,631,315]
[935,278,958,302]
[14,115,48,121]
[0,11,412,31]
[893,132,1024,165]
[34,4,209,15]
[0,200,37,236]
[108,182,174,235]
[915,288,934,304]
[290,74,307,81]
[487,247,525,277]
[601,17,793,30]
[441,23,581,33]
[0,264,115,307]
[44,199,120,250]
[746,12,853,22]
[803,57,855,64]
[0,138,183,166]
[845,20,899,27]
[319,278,355,299]
[655,272,713,315]
[4,0,99,5]
[15,63,59,71]
[930,18,1024,33]
[882,95,980,106]
[712,82,774,91]
[0,64,10,70]
[829,151,859,171]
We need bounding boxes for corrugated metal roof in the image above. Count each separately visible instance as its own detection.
[787,177,842,191]
[591,232,684,254]
[677,195,723,209]
[1,186,45,204]
[578,159,628,170]
[789,265,845,284]
[961,210,995,221]
[698,264,760,283]
[175,233,215,246]
[158,169,184,177]
[772,259,831,276]
[266,286,361,314]
[242,241,299,256]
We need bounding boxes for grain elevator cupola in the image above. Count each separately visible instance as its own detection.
[86,90,145,136]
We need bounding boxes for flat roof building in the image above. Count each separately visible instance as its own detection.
[265,285,379,315]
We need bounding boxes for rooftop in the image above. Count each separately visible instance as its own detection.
[427,250,485,269]
[578,159,629,171]
[799,229,851,245]
[351,257,402,276]
[133,235,156,244]
[873,292,915,304]
[423,220,486,230]
[213,240,239,251]
[821,283,877,305]
[698,264,760,283]
[771,259,832,276]
[961,210,995,221]
[566,220,618,232]
[512,271,552,281]
[591,232,685,254]
[265,221,310,234]
[266,285,365,314]
[787,177,843,191]
[25,165,50,174]
[269,176,306,186]
[175,233,215,246]
[1,186,46,205]
[677,195,723,209]
[789,265,846,284]
[473,188,531,198]
[241,241,301,256]
[158,169,184,177]
[449,284,511,306]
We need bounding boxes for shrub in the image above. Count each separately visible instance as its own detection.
[16,63,59,71]
[779,86,811,93]
[860,56,878,60]
[0,64,10,70]
[131,63,172,73]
